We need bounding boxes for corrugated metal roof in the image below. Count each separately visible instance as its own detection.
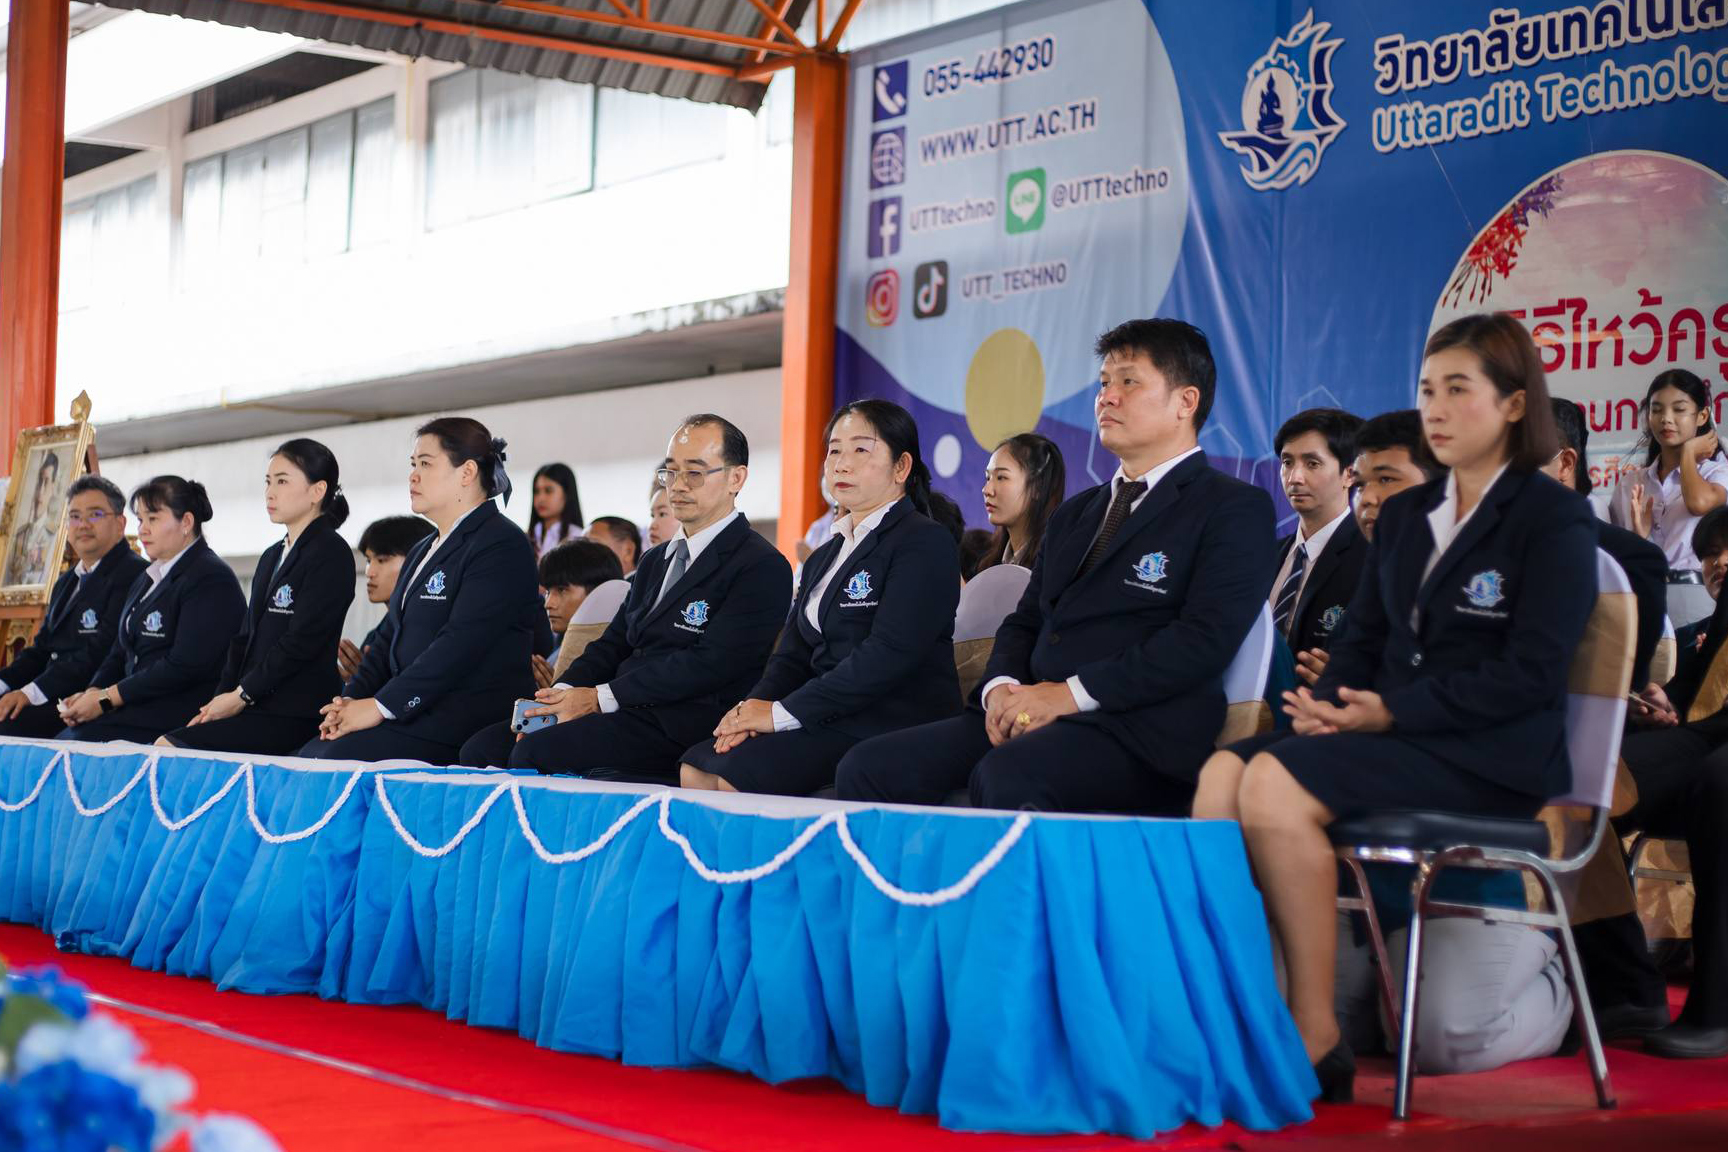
[96,0,815,111]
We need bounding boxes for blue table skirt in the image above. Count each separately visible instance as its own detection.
[0,738,1316,1137]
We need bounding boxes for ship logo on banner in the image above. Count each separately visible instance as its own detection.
[1218,10,1345,192]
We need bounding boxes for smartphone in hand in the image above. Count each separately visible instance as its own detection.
[510,698,557,734]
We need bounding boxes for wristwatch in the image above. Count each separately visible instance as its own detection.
[98,692,114,713]
[238,687,256,707]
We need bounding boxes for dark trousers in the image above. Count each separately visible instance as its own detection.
[835,709,1195,814]
[162,712,320,756]
[462,710,684,785]
[297,725,465,766]
[58,714,178,744]
[0,702,70,739]
[1589,723,1728,1027]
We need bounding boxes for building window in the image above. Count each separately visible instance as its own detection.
[61,176,162,312]
[426,70,595,229]
[594,88,727,186]
[181,96,395,286]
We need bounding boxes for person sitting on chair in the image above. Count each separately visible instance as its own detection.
[835,318,1275,812]
[1192,313,1598,1101]
[680,400,961,796]
[57,477,247,743]
[0,477,146,738]
[529,538,626,691]
[465,415,790,781]
[338,516,438,681]
[974,432,1065,574]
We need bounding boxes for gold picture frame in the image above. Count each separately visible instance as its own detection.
[0,415,95,606]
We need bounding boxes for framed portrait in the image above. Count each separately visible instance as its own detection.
[0,419,96,606]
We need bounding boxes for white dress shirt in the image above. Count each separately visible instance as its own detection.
[1413,462,1510,629]
[3,553,107,705]
[983,446,1202,715]
[772,500,900,731]
[582,510,741,712]
[1268,506,1351,611]
[376,507,476,720]
[1608,455,1728,570]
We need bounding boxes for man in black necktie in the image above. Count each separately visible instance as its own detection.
[1271,408,1366,666]
[456,415,791,780]
[836,319,1276,812]
[0,476,147,737]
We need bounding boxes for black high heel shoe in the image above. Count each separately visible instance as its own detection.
[1313,1038,1355,1104]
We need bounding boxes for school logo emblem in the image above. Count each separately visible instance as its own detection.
[143,610,164,634]
[425,570,446,595]
[1463,570,1506,609]
[1218,11,1345,192]
[79,609,97,630]
[845,571,873,600]
[681,600,709,627]
[1320,605,1346,634]
[272,584,294,609]
[1132,552,1169,586]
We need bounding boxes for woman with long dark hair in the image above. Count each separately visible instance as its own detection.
[527,462,584,557]
[1609,369,1728,626]
[162,439,357,754]
[58,477,247,742]
[301,416,540,764]
[679,399,962,795]
[1191,313,1598,1100]
[975,432,1065,572]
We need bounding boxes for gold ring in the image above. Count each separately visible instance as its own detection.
[1015,711,1032,727]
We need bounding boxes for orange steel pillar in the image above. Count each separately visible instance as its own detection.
[0,0,70,464]
[777,53,847,557]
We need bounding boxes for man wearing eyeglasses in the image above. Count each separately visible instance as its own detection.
[458,414,791,781]
[0,476,147,737]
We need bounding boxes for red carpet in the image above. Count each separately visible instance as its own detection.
[1,924,1724,1151]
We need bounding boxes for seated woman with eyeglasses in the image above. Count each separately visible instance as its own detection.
[679,399,964,796]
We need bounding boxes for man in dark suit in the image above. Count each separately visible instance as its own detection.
[0,477,146,737]
[1272,408,1366,660]
[836,318,1276,812]
[470,414,792,782]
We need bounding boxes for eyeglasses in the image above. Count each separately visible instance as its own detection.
[67,511,113,525]
[655,466,728,490]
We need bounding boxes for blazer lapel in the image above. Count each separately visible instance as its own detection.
[45,570,78,630]
[1293,516,1359,626]
[1073,452,1206,588]
[639,517,750,630]
[1414,471,1525,624]
[1055,485,1113,590]
[818,501,906,628]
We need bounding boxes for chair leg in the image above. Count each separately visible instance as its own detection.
[1392,864,1432,1122]
[1625,833,1647,885]
[1535,867,1618,1111]
[1341,857,1400,1038]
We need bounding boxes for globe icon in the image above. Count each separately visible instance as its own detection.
[871,131,905,186]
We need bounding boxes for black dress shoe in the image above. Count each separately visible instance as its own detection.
[1314,1039,1355,1104]
[1595,1001,1671,1042]
[1644,1023,1728,1059]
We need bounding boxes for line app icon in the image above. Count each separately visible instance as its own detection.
[913,261,948,319]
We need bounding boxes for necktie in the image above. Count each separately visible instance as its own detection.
[655,537,689,607]
[50,570,88,630]
[1077,480,1148,577]
[1273,542,1308,637]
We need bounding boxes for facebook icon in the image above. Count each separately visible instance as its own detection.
[867,197,902,258]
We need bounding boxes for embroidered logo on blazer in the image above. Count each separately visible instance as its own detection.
[1320,605,1345,634]
[78,609,98,630]
[681,600,710,628]
[1463,570,1506,610]
[142,610,165,635]
[845,571,873,600]
[1125,551,1170,592]
[424,570,447,596]
[271,584,294,610]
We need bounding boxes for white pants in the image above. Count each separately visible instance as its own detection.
[1337,914,1573,1074]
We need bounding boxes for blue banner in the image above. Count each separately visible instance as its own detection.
[835,0,1728,530]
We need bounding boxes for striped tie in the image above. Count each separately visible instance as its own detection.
[1273,542,1308,637]
[1078,480,1147,577]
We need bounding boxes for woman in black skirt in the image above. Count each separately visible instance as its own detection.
[1192,313,1598,1100]
[161,439,355,755]
[679,400,962,795]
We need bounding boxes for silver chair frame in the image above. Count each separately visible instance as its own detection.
[1626,833,1693,885]
[1335,804,1617,1120]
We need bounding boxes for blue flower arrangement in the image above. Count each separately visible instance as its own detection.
[0,963,280,1152]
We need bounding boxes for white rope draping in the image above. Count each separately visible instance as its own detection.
[0,751,1032,908]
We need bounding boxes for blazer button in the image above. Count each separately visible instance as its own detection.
[1049,632,1060,644]
[1410,652,1423,667]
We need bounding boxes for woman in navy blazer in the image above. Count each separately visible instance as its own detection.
[680,400,962,795]
[58,477,247,743]
[1192,315,1599,1100]
[162,440,356,755]
[300,416,539,765]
